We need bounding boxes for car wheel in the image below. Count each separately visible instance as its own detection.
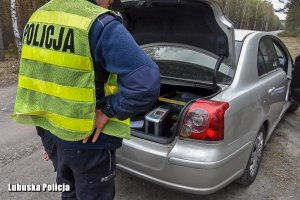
[236,127,265,186]
[287,102,299,113]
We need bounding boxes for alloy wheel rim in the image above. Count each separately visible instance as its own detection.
[249,131,264,177]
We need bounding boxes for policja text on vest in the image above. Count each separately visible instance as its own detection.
[23,23,75,53]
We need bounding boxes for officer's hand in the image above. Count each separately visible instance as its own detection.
[82,109,109,143]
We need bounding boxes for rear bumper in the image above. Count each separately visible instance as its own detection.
[116,137,252,195]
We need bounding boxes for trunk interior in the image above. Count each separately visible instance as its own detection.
[116,0,232,143]
[130,81,219,142]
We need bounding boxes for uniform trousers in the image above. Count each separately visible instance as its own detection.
[37,127,116,200]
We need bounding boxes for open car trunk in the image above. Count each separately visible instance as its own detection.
[130,81,220,143]
[113,0,235,143]
[114,0,235,66]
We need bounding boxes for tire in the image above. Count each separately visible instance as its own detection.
[287,102,299,113]
[236,127,265,186]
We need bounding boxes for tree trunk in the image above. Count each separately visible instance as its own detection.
[227,0,230,17]
[0,25,5,61]
[241,0,248,29]
[253,0,260,30]
[11,0,21,57]
[224,0,229,15]
[236,0,244,28]
[245,8,250,29]
[31,0,38,11]
[235,0,239,27]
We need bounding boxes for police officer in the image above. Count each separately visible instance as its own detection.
[13,0,160,199]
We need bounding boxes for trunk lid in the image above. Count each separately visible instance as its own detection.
[114,0,235,68]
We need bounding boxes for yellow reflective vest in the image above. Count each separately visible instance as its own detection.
[12,0,130,141]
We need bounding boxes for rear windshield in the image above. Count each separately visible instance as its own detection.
[143,44,235,84]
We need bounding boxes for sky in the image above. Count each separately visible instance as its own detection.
[269,0,287,20]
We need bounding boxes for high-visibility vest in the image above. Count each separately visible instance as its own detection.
[12,0,131,141]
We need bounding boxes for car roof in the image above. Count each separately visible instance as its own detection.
[235,29,257,42]
[235,29,283,42]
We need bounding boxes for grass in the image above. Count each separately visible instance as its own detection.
[278,31,299,38]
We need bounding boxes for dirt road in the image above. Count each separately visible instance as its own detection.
[0,85,299,200]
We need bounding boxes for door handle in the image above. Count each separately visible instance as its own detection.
[268,86,276,94]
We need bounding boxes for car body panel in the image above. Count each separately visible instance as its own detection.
[116,30,294,194]
[267,70,288,127]
[115,0,296,195]
[215,32,292,144]
[117,136,251,194]
[234,29,255,41]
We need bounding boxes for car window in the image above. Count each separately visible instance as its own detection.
[258,39,280,74]
[272,42,287,71]
[257,49,268,76]
[142,44,235,84]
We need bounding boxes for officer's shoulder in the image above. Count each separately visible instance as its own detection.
[96,13,122,28]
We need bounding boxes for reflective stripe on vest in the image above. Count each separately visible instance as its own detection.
[103,74,130,135]
[21,45,93,71]
[12,0,131,141]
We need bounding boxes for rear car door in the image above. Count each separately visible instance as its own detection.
[291,55,300,103]
[258,37,288,127]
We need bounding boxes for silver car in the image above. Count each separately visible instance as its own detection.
[114,0,300,194]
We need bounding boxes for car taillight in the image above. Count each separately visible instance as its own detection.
[180,100,229,141]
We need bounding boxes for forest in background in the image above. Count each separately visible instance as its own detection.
[0,0,48,53]
[280,0,300,36]
[0,0,299,58]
